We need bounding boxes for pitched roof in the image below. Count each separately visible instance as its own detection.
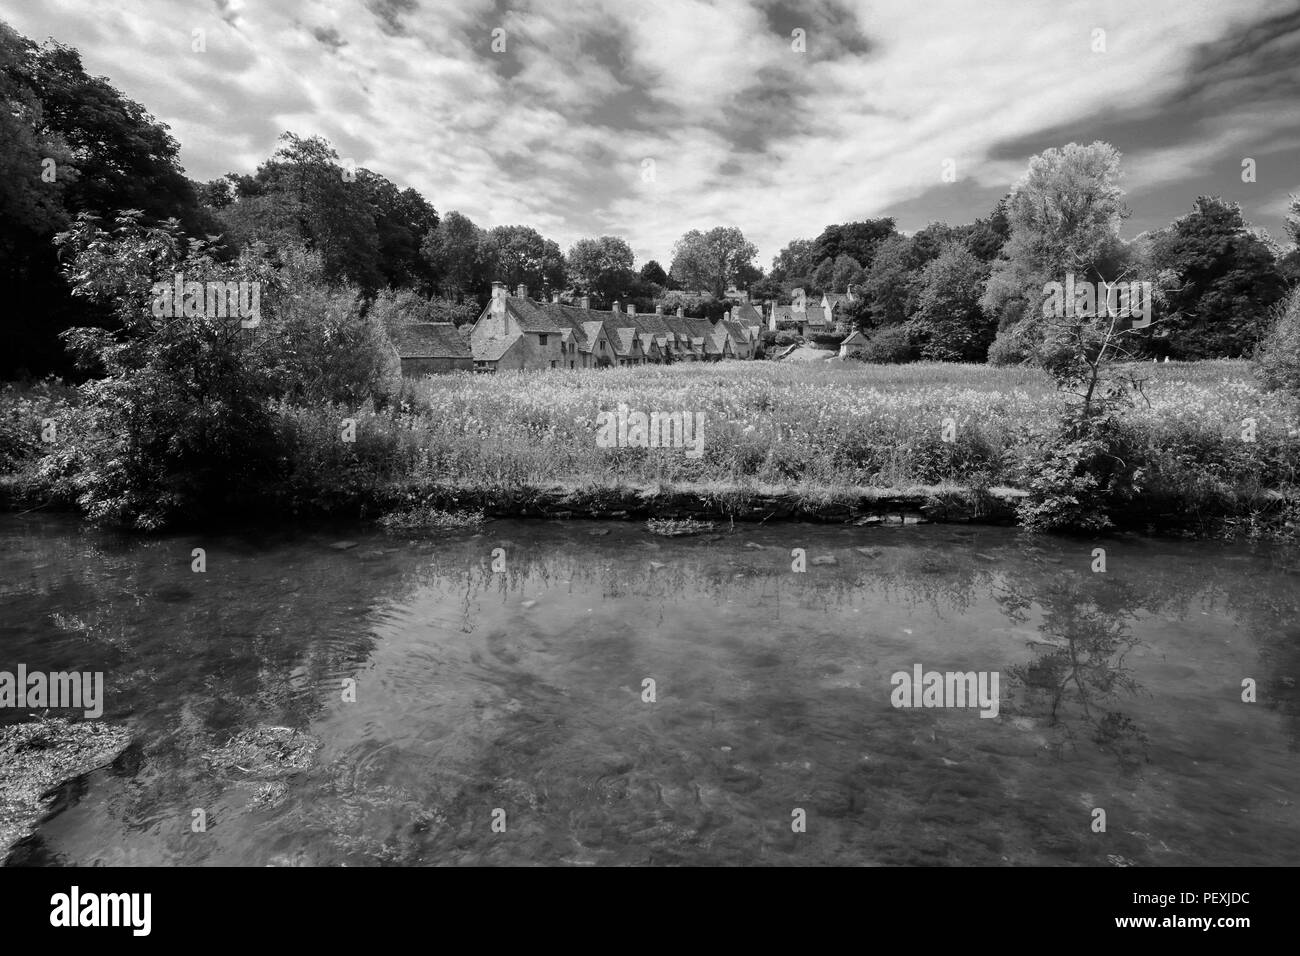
[392,322,471,360]
[801,306,831,326]
[841,330,868,345]
[719,319,750,344]
[478,294,718,360]
[732,302,764,324]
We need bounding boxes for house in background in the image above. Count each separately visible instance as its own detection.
[391,322,473,375]
[839,329,869,359]
[769,288,832,336]
[467,283,747,372]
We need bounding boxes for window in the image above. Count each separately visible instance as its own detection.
[599,341,606,351]
[539,334,548,345]
[550,360,557,368]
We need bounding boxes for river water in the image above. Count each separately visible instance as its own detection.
[2,514,1297,866]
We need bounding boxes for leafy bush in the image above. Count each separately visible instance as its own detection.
[1255,287,1300,398]
[861,325,918,364]
[987,329,1032,366]
[1017,414,1143,532]
[53,213,281,528]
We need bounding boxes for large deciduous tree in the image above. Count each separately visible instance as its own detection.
[566,236,635,303]
[482,225,566,294]
[1148,196,1287,359]
[669,226,758,298]
[980,141,1127,341]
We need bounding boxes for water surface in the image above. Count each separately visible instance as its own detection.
[2,514,1297,866]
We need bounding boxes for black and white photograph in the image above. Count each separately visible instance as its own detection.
[0,0,1295,922]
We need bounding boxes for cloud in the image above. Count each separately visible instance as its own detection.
[4,0,1297,270]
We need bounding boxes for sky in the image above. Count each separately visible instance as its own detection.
[4,0,1299,271]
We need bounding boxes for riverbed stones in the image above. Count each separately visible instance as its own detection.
[204,726,320,778]
[0,717,131,860]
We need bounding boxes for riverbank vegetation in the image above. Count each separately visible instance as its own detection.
[4,356,1296,536]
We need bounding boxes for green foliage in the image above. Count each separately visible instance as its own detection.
[53,213,279,528]
[566,235,635,302]
[987,329,1032,366]
[861,325,918,364]
[909,242,994,361]
[1148,196,1287,359]
[1017,414,1143,533]
[669,227,757,298]
[258,248,398,407]
[1254,286,1300,398]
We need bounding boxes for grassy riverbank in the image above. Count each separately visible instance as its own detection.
[3,360,1297,535]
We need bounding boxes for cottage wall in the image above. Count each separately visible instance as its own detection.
[401,357,473,375]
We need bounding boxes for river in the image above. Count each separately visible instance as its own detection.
[2,514,1297,866]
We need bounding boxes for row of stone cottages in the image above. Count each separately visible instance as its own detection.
[390,282,861,375]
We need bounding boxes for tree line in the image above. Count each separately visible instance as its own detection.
[3,19,1299,379]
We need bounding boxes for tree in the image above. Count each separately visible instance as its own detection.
[669,226,758,298]
[908,243,994,361]
[52,212,279,528]
[810,219,896,271]
[1147,197,1287,359]
[421,211,490,299]
[858,235,920,330]
[0,22,214,376]
[981,142,1128,348]
[770,238,816,289]
[217,133,385,289]
[566,236,634,303]
[964,195,1012,261]
[358,173,439,291]
[483,225,565,294]
[639,259,669,287]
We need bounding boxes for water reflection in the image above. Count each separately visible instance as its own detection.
[1,515,1297,866]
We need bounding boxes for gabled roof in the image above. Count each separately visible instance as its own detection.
[801,306,831,326]
[841,330,868,345]
[732,302,764,324]
[718,319,750,344]
[580,321,606,352]
[392,322,471,360]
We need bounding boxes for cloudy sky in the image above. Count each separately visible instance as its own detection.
[5,0,1299,268]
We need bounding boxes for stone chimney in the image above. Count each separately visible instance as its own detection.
[516,284,528,299]
[626,303,636,317]
[552,292,560,304]
[491,281,506,300]
[676,306,684,318]
[724,310,731,322]
[654,304,663,315]
[612,300,621,314]
[580,295,591,310]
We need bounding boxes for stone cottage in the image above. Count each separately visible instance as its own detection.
[391,322,473,375]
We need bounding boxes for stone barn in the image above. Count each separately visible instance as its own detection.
[392,322,473,375]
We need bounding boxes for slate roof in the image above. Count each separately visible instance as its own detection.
[731,302,764,325]
[472,294,726,362]
[392,322,471,360]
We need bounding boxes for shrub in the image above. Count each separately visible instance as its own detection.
[1017,414,1143,532]
[1255,287,1300,398]
[987,329,1032,366]
[53,213,280,528]
[861,325,918,364]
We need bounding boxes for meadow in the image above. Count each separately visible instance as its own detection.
[4,359,1297,533]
